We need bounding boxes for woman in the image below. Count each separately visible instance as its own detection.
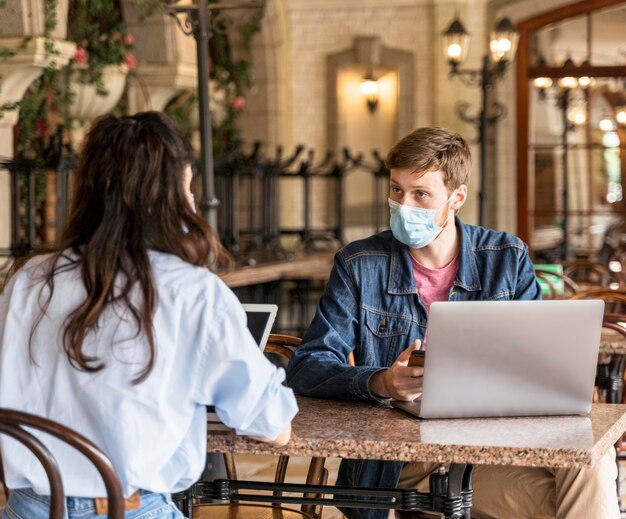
[0,112,297,518]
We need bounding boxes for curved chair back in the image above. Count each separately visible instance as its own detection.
[568,288,626,314]
[563,260,616,288]
[534,269,579,299]
[0,408,124,519]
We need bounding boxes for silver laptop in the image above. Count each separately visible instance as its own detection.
[392,300,604,419]
[242,303,278,351]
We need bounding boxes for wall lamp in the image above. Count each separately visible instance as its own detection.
[360,71,379,114]
[441,14,519,227]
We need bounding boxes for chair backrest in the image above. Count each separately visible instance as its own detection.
[0,408,124,519]
[563,260,616,289]
[534,269,579,298]
[264,333,302,358]
[567,288,626,314]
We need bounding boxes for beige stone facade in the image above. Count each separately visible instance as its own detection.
[1,0,620,252]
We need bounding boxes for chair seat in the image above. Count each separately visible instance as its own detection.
[193,503,314,518]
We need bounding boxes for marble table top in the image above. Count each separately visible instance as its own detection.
[207,397,626,469]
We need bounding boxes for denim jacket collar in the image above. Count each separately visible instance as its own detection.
[387,217,482,295]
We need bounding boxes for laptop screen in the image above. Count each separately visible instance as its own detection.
[242,304,278,350]
[417,300,604,419]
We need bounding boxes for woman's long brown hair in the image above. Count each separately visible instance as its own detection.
[34,111,229,383]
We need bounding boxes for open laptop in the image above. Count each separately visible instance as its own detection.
[391,300,604,419]
[242,303,278,350]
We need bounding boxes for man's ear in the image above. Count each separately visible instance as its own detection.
[452,185,468,211]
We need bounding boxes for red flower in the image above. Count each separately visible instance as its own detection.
[124,52,137,72]
[73,47,89,65]
[35,120,49,137]
[231,96,246,111]
[124,33,134,46]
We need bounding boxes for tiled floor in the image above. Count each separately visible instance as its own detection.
[3,458,626,518]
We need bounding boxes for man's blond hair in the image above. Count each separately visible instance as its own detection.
[385,127,472,191]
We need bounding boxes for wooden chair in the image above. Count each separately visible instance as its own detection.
[568,288,626,314]
[566,289,626,400]
[192,333,325,519]
[607,245,626,288]
[0,408,124,519]
[534,269,579,299]
[565,291,626,504]
[562,260,617,289]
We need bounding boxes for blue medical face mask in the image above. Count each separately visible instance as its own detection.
[388,190,456,249]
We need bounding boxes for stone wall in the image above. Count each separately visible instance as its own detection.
[254,0,490,233]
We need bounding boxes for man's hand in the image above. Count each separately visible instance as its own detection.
[369,340,424,401]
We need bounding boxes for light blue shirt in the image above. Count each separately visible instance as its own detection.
[0,250,298,498]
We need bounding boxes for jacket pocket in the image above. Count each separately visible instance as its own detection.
[363,308,412,366]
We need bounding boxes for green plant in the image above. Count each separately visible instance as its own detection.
[165,21,261,161]
[164,16,261,160]
[0,0,136,145]
[209,19,260,157]
[3,0,62,150]
[67,0,135,95]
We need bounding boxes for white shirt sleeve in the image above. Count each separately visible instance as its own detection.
[191,286,298,440]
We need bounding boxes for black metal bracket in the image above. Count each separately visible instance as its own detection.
[180,464,474,518]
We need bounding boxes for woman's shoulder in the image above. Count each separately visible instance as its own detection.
[148,250,233,301]
[5,252,70,290]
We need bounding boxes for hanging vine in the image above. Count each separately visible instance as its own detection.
[165,11,261,160]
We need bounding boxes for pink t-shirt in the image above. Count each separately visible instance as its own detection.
[410,254,459,348]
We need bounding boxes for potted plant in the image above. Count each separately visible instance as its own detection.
[65,0,136,120]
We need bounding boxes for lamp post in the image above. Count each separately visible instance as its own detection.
[534,58,592,260]
[164,0,264,230]
[442,15,519,227]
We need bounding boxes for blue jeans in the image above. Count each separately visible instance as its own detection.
[2,488,187,519]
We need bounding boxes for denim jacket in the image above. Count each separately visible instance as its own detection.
[285,218,541,519]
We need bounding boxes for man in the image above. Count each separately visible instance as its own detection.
[286,127,619,519]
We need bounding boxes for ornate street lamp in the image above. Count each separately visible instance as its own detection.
[442,15,519,227]
[164,0,264,231]
[533,57,593,260]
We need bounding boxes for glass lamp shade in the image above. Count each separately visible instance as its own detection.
[360,73,379,113]
[567,110,586,126]
[558,76,579,89]
[578,60,595,89]
[558,57,578,89]
[533,77,553,89]
[360,78,379,96]
[599,117,616,132]
[489,17,519,64]
[578,76,595,88]
[442,17,470,67]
